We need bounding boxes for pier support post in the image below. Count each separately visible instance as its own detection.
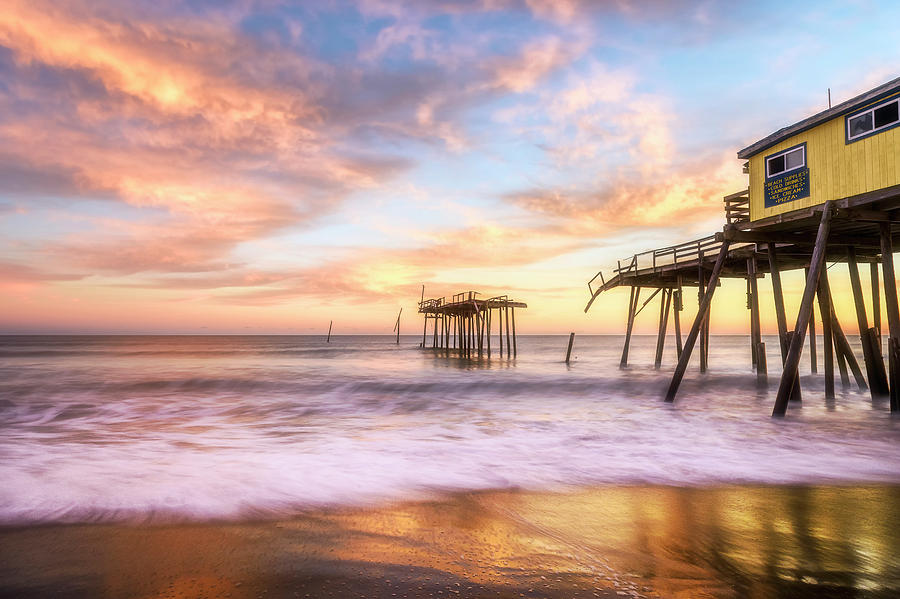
[773,202,833,417]
[806,267,818,374]
[621,287,640,368]
[879,222,900,412]
[768,243,800,400]
[565,332,575,364]
[748,256,763,377]
[664,240,730,403]
[698,252,709,374]
[828,307,867,392]
[674,280,684,359]
[512,307,517,357]
[872,262,882,343]
[498,307,503,357]
[849,247,889,397]
[654,288,671,369]
[505,306,511,359]
[327,320,333,343]
[817,268,836,400]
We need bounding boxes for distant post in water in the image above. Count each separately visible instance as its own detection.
[565,332,575,364]
[327,320,333,343]
[393,307,402,345]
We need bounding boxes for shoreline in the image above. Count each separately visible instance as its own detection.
[3,484,899,598]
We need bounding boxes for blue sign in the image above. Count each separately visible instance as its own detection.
[764,167,810,208]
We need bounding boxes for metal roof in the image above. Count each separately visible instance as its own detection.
[736,76,900,159]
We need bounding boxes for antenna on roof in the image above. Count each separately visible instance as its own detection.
[827,88,832,109]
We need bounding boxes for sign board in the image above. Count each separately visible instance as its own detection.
[764,166,810,208]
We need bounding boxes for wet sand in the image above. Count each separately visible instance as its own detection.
[2,485,899,599]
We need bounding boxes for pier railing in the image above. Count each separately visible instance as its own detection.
[588,235,722,295]
[724,189,750,225]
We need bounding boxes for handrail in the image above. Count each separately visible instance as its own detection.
[724,188,750,225]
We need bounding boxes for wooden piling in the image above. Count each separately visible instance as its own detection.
[511,307,517,357]
[565,332,575,364]
[829,308,866,392]
[698,252,708,374]
[486,308,491,357]
[756,341,768,385]
[836,334,851,390]
[498,307,504,357]
[773,202,833,417]
[621,286,640,368]
[848,246,889,397]
[505,307,511,358]
[871,262,882,342]
[674,282,684,359]
[879,222,900,412]
[817,268,836,400]
[767,243,801,400]
[748,256,763,373]
[665,240,731,403]
[654,288,671,369]
[805,267,818,374]
[327,320,333,343]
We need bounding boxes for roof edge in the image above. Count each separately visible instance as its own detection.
[736,76,900,160]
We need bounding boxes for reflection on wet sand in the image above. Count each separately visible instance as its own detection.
[1,485,898,598]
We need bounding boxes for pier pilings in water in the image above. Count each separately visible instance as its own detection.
[418,291,527,360]
[586,189,900,417]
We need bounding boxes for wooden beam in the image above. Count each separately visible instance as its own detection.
[621,287,640,368]
[834,207,900,222]
[748,257,763,371]
[806,267,818,374]
[817,267,836,400]
[674,280,684,359]
[511,307,517,358]
[720,229,881,248]
[665,240,731,403]
[768,243,800,400]
[773,202,833,417]
[654,288,671,369]
[698,251,709,374]
[565,332,575,365]
[848,246,889,397]
[871,262,882,342]
[829,305,867,392]
[879,222,900,412]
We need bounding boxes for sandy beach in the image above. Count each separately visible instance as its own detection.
[3,484,899,599]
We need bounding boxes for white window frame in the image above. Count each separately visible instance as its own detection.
[847,97,900,141]
[765,145,806,178]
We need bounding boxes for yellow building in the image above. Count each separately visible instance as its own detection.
[738,77,900,222]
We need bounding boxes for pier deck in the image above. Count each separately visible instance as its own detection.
[419,291,526,359]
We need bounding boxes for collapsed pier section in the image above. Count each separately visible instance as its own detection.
[418,291,527,359]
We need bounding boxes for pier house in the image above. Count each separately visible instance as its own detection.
[585,77,900,416]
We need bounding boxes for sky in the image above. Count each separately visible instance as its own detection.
[1,0,898,334]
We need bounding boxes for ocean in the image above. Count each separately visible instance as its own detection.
[2,333,899,526]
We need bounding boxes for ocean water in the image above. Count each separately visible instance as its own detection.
[1,334,899,525]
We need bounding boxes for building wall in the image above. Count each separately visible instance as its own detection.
[748,92,900,221]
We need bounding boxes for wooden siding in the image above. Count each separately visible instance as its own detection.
[749,98,900,221]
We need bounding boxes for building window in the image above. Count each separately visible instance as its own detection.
[847,96,900,141]
[766,145,805,178]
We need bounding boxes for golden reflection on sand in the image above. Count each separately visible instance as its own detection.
[1,485,898,598]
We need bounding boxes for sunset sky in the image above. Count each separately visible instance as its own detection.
[1,0,899,334]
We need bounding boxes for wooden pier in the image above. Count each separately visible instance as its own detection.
[584,77,900,416]
[418,291,526,359]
